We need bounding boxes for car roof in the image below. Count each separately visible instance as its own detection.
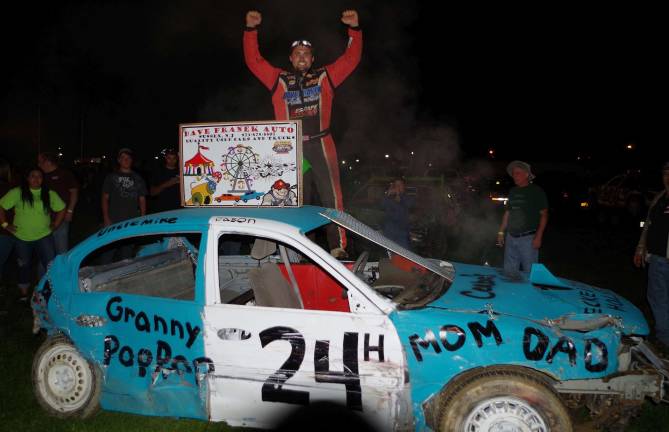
[121,205,331,233]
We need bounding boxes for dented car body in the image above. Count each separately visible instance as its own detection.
[32,206,669,430]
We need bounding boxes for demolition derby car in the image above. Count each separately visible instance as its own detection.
[31,206,669,431]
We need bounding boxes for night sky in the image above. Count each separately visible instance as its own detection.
[2,1,666,171]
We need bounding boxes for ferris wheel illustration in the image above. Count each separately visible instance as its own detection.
[221,144,260,193]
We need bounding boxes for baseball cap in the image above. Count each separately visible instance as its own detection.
[506,160,535,181]
[117,148,134,158]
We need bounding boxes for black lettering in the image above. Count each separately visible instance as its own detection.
[460,274,496,299]
[141,219,153,225]
[159,218,171,224]
[154,315,168,334]
[460,290,494,299]
[119,346,134,367]
[315,333,362,411]
[97,228,109,237]
[439,325,466,351]
[130,221,139,226]
[137,348,153,378]
[124,307,136,323]
[103,335,119,365]
[546,337,577,366]
[171,319,184,340]
[259,326,309,405]
[170,355,193,376]
[585,338,608,372]
[408,330,441,362]
[185,323,200,348]
[156,340,172,368]
[522,327,549,361]
[468,320,503,348]
[583,307,603,314]
[135,311,151,333]
[364,333,385,362]
[106,296,123,322]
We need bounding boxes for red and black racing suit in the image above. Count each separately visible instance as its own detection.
[243,25,362,250]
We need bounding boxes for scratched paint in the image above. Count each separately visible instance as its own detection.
[31,206,660,431]
[389,261,646,429]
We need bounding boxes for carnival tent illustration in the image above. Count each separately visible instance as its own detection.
[184,145,214,176]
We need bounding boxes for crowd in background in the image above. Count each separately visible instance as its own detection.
[0,147,181,305]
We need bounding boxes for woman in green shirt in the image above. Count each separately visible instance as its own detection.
[0,167,65,301]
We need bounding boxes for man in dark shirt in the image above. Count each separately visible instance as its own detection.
[102,148,147,226]
[37,152,79,253]
[150,148,181,213]
[382,178,414,249]
[635,161,669,346]
[497,161,549,274]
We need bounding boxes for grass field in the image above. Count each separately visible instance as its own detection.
[1,208,669,431]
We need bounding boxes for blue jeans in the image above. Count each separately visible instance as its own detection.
[0,235,15,280]
[15,235,56,287]
[503,233,539,274]
[38,222,69,275]
[52,221,69,254]
[647,254,669,346]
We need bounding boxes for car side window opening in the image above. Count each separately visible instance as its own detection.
[217,234,351,312]
[307,219,452,310]
[78,233,201,301]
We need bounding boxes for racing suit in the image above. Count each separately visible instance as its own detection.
[243,26,362,250]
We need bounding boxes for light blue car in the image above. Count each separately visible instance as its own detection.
[31,206,668,431]
[239,191,265,203]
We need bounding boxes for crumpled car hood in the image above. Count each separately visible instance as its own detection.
[427,262,648,335]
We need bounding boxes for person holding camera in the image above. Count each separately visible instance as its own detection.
[382,178,414,249]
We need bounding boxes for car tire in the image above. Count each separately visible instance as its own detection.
[437,366,572,432]
[32,335,102,419]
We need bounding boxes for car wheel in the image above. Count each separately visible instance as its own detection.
[437,367,572,432]
[32,335,101,418]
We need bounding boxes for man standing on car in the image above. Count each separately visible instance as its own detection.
[497,161,549,274]
[243,9,362,256]
[634,161,669,347]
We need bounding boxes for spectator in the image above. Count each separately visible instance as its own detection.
[382,178,414,249]
[37,152,79,253]
[149,148,181,213]
[634,161,669,347]
[0,158,15,283]
[496,161,549,274]
[102,148,147,227]
[100,148,147,263]
[0,167,65,302]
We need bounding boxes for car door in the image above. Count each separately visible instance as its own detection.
[202,227,409,430]
[66,231,211,420]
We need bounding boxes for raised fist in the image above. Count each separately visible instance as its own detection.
[341,10,359,27]
[246,10,262,28]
